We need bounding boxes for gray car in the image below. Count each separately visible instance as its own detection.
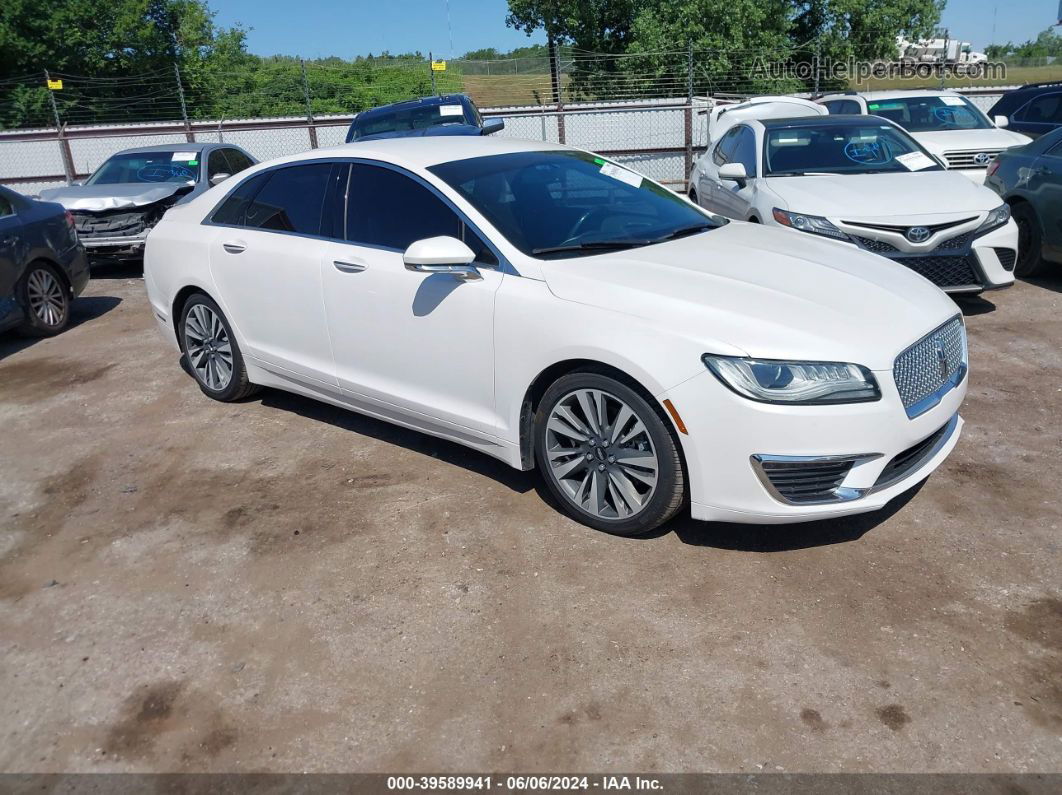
[984,126,1062,277]
[39,143,256,264]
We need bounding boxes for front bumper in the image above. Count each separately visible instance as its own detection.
[81,232,148,260]
[661,366,966,524]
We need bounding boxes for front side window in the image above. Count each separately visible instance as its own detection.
[345,164,496,265]
[712,127,741,166]
[764,122,944,176]
[207,149,231,178]
[730,126,758,177]
[88,151,201,185]
[429,150,722,259]
[1018,94,1062,125]
[865,96,992,131]
[225,149,254,174]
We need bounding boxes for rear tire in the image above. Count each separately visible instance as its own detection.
[17,262,70,337]
[178,293,259,402]
[534,371,685,536]
[1012,202,1049,278]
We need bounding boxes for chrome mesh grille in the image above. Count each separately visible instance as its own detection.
[893,318,966,416]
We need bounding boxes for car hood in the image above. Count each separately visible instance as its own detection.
[540,223,958,371]
[37,183,190,212]
[766,171,999,218]
[910,128,1032,155]
[356,125,481,142]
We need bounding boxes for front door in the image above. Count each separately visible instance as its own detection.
[320,162,504,436]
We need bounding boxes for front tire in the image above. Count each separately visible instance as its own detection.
[1012,202,1049,278]
[18,262,70,337]
[534,372,686,536]
[179,293,258,402]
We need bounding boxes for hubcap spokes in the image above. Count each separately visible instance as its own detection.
[546,389,659,520]
[27,270,65,327]
[185,304,233,391]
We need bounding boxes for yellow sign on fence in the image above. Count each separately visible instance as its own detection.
[46,79,63,90]
[431,60,447,72]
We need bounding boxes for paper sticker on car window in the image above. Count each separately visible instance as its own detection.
[438,104,464,116]
[599,161,643,188]
[940,96,966,106]
[895,151,937,171]
[171,152,197,162]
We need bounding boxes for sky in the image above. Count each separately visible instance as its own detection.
[210,0,1059,59]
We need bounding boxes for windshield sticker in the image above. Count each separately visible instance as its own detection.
[843,139,891,165]
[895,151,937,171]
[438,104,464,116]
[171,151,197,162]
[599,161,643,188]
[940,96,966,106]
[138,164,195,182]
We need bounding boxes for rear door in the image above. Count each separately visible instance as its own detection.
[0,191,24,325]
[1033,139,1062,260]
[207,163,340,386]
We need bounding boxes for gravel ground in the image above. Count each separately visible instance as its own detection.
[0,266,1059,774]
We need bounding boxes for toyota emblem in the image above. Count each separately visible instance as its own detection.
[973,152,992,166]
[906,226,931,243]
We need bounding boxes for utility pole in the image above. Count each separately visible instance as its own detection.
[813,40,821,97]
[940,29,949,90]
[548,35,565,144]
[685,42,694,191]
[430,51,437,96]
[300,59,318,148]
[44,69,75,184]
[173,63,194,142]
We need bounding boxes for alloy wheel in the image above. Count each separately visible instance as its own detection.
[27,268,66,328]
[544,388,659,520]
[184,303,234,391]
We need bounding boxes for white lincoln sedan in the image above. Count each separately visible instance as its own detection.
[144,137,967,535]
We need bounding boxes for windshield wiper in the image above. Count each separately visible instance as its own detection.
[531,239,653,256]
[647,222,716,243]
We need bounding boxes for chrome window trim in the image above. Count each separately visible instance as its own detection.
[750,452,883,506]
[201,157,514,274]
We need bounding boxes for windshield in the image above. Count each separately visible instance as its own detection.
[353,102,471,139]
[866,96,993,132]
[428,150,722,259]
[87,151,200,185]
[764,122,944,176]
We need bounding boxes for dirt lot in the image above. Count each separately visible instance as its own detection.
[0,267,1059,774]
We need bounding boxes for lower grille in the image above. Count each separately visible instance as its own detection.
[756,459,854,503]
[71,210,150,239]
[898,254,980,288]
[874,419,953,489]
[994,248,1016,271]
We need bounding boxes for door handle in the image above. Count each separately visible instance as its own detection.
[222,241,245,254]
[333,260,367,273]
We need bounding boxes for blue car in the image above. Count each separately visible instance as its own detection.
[988,82,1062,138]
[345,94,504,143]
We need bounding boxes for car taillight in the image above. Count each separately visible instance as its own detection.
[986,160,1000,177]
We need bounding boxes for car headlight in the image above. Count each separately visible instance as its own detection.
[976,203,1010,234]
[772,208,849,241]
[702,354,881,404]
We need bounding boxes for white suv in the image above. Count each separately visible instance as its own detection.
[817,90,1031,182]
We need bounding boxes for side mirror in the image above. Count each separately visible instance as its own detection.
[210,172,231,186]
[403,236,481,280]
[994,115,1009,129]
[718,162,748,185]
[480,118,505,135]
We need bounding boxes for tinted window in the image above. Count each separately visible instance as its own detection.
[225,149,254,173]
[345,164,495,264]
[864,96,991,131]
[764,122,942,176]
[0,193,13,218]
[207,149,231,178]
[242,164,332,235]
[1018,94,1062,124]
[428,150,721,259]
[713,127,741,166]
[730,126,758,177]
[826,100,861,114]
[88,151,201,185]
[210,172,271,225]
[352,102,472,140]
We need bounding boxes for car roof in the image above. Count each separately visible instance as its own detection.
[758,114,886,128]
[834,89,967,101]
[245,136,572,172]
[357,94,472,118]
[111,142,225,155]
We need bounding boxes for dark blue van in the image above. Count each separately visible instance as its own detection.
[988,82,1062,138]
[345,94,505,143]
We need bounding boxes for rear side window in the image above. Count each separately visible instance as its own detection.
[345,164,496,264]
[1017,93,1062,124]
[243,164,332,235]
[0,193,14,218]
[210,172,270,225]
[825,100,861,114]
